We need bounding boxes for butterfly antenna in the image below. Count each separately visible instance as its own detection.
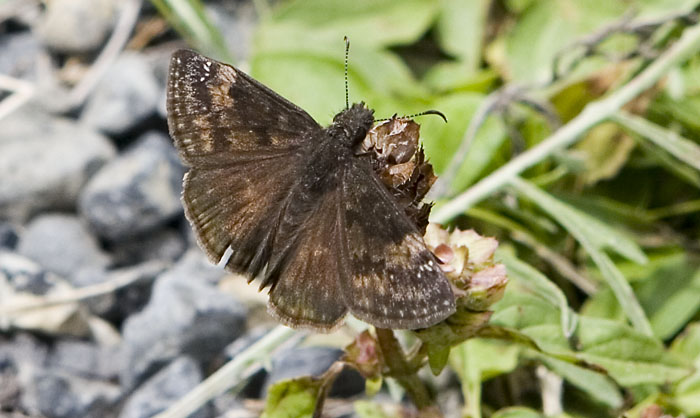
[375,109,448,123]
[344,36,350,110]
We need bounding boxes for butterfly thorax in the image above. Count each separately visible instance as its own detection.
[327,102,375,149]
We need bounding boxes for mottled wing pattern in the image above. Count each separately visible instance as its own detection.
[167,49,322,277]
[267,186,348,330]
[167,49,320,167]
[182,157,299,277]
[339,162,456,329]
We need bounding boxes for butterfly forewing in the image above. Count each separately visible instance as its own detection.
[168,49,319,277]
[338,162,456,329]
[167,49,321,167]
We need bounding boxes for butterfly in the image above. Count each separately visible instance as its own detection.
[166,48,455,331]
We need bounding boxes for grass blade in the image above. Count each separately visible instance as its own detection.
[150,0,232,62]
[509,177,653,336]
[612,110,700,172]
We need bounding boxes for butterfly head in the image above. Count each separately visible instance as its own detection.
[331,102,375,148]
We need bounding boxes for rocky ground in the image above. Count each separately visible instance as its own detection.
[0,1,368,417]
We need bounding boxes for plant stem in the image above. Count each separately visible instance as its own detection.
[431,22,700,223]
[375,328,442,417]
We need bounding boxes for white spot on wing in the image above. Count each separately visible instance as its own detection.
[217,246,234,268]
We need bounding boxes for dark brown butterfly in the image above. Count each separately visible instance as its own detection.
[166,49,455,331]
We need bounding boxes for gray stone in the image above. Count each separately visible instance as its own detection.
[0,360,22,414]
[169,249,228,286]
[22,370,122,418]
[0,334,48,415]
[109,228,187,267]
[93,260,167,321]
[264,347,365,398]
[3,335,122,418]
[119,356,210,418]
[140,47,172,120]
[0,251,57,295]
[2,334,123,418]
[34,0,116,53]
[46,340,123,382]
[79,132,185,241]
[81,52,159,135]
[120,252,246,388]
[0,107,116,222]
[0,333,49,378]
[17,213,111,284]
[0,31,43,80]
[0,222,20,249]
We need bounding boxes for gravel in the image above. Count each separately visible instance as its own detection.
[81,52,160,136]
[33,0,117,53]
[17,213,111,285]
[79,131,185,241]
[0,107,116,222]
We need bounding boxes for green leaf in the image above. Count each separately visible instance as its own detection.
[585,252,700,340]
[424,64,498,93]
[265,0,439,48]
[509,178,652,336]
[365,376,383,397]
[250,0,443,127]
[491,289,570,354]
[422,93,508,192]
[450,339,520,418]
[674,371,700,415]
[450,338,521,381]
[557,193,654,227]
[671,325,700,415]
[498,249,578,337]
[434,0,490,71]
[636,0,700,18]
[580,285,626,322]
[426,344,450,375]
[491,407,546,418]
[531,353,623,408]
[612,111,700,172]
[511,178,647,264]
[637,265,700,340]
[575,316,691,386]
[503,0,626,82]
[262,377,320,418]
[635,136,700,188]
[250,46,425,126]
[354,400,393,418]
[671,322,700,364]
[573,122,636,185]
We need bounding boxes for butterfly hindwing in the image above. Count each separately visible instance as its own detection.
[182,156,301,277]
[167,49,321,167]
[267,185,347,330]
[339,161,456,329]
